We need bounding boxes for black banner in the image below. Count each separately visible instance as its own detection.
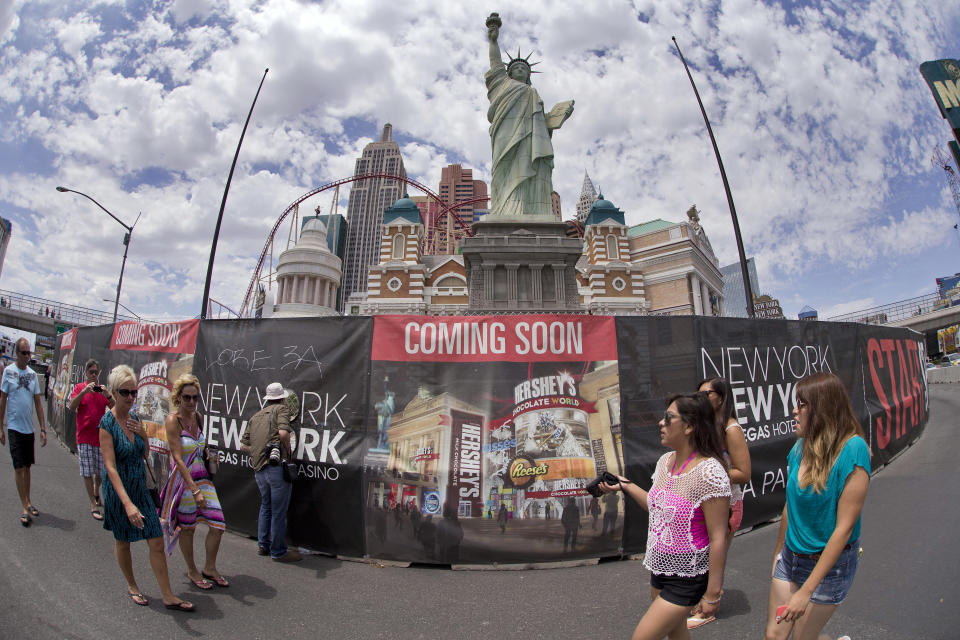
[47,315,927,564]
[192,317,371,558]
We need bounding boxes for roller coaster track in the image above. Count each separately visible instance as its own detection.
[239,173,485,316]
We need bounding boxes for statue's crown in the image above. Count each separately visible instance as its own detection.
[506,48,541,74]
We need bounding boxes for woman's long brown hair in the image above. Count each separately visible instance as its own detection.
[794,372,865,493]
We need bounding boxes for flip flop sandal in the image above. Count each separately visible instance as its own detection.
[27,506,39,517]
[187,574,213,590]
[687,615,716,630]
[128,592,148,606]
[91,509,104,521]
[201,571,230,587]
[164,600,195,612]
[19,513,31,527]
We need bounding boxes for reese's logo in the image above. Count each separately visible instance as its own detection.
[508,456,549,488]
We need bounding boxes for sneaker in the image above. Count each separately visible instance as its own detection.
[257,546,269,556]
[272,550,302,563]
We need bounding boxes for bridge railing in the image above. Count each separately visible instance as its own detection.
[827,292,941,325]
[0,289,136,327]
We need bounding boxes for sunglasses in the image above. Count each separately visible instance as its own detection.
[796,400,808,409]
[18,350,31,355]
[181,393,199,402]
[116,389,138,398]
[662,410,678,424]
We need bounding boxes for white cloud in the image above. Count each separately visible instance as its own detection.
[0,0,958,320]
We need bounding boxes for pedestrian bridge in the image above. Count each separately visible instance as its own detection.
[0,289,130,337]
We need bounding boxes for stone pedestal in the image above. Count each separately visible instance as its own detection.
[461,219,583,312]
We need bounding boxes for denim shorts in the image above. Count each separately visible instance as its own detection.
[773,541,860,605]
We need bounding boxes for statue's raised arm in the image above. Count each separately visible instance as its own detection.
[483,12,574,219]
[486,13,503,69]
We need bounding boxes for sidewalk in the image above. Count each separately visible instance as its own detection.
[0,387,955,639]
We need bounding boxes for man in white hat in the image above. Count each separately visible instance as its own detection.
[240,382,300,562]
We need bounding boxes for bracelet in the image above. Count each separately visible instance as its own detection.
[702,594,722,605]
[191,488,202,496]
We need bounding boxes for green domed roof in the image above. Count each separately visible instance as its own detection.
[585,192,625,226]
[383,193,423,225]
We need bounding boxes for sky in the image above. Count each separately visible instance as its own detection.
[0,0,958,321]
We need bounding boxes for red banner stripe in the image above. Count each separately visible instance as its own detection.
[372,315,618,362]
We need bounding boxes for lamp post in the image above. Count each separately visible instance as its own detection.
[56,186,141,323]
[101,298,142,321]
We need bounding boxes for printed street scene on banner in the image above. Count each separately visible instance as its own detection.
[365,315,625,564]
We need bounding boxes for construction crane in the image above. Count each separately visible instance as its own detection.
[932,144,960,228]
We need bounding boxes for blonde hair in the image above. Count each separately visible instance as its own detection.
[107,364,137,399]
[170,373,201,408]
[795,372,866,493]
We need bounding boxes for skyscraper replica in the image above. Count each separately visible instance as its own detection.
[575,171,598,223]
[438,164,488,228]
[341,124,407,309]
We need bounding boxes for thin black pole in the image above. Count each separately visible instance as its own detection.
[671,37,755,318]
[201,68,269,319]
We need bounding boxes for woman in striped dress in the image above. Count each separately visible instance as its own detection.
[159,373,228,589]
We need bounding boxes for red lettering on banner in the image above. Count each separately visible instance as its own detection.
[58,328,77,351]
[371,315,617,362]
[867,337,927,450]
[110,319,199,354]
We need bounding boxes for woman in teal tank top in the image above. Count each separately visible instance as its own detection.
[764,373,870,640]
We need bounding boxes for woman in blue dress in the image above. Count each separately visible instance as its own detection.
[100,364,194,612]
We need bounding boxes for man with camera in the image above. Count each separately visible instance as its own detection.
[240,382,300,562]
[68,358,114,521]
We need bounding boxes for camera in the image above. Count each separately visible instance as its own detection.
[585,471,624,498]
[93,385,104,393]
[266,442,281,465]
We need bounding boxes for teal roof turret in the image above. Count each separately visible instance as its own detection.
[383,193,422,225]
[585,192,625,227]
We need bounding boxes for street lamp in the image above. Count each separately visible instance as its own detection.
[101,298,142,321]
[56,186,142,323]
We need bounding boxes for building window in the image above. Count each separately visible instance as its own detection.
[392,234,405,260]
[387,277,403,292]
[669,226,681,240]
[612,277,626,291]
[606,235,619,260]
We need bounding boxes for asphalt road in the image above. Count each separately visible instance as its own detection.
[1,386,957,640]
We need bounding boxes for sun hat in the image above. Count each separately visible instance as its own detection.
[263,382,289,401]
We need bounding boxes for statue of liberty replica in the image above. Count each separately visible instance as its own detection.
[485,12,574,219]
[463,13,583,311]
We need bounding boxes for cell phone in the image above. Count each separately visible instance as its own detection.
[775,605,787,621]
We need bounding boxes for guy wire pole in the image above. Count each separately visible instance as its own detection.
[201,68,269,319]
[671,37,755,318]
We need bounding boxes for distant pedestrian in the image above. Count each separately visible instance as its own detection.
[435,503,463,564]
[159,374,228,588]
[764,373,869,640]
[68,358,113,521]
[409,502,421,535]
[589,496,601,530]
[418,514,435,557]
[375,505,388,543]
[240,382,300,562]
[601,491,618,536]
[497,504,508,534]
[0,338,47,527]
[561,498,580,552]
[99,364,194,611]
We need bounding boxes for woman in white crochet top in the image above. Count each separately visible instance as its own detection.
[600,392,731,640]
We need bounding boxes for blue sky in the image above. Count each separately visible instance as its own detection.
[0,0,958,320]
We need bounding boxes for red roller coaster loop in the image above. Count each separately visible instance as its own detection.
[239,173,487,316]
